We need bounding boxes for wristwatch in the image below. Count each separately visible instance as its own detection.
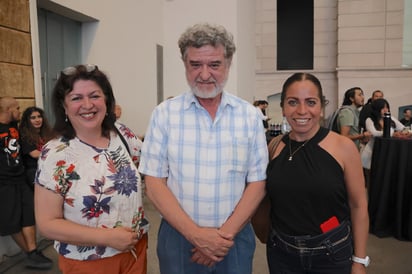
[352,255,370,267]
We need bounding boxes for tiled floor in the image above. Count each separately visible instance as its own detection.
[2,198,412,274]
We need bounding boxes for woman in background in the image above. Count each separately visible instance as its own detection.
[362,98,408,170]
[266,72,369,274]
[34,64,148,274]
[19,106,53,189]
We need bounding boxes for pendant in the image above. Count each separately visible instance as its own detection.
[288,156,292,161]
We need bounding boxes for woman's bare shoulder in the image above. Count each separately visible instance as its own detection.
[324,130,356,148]
[320,130,359,166]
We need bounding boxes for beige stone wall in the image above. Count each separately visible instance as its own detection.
[255,0,339,120]
[255,0,412,119]
[0,0,35,112]
[338,0,404,68]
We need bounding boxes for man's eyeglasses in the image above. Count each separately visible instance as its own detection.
[61,64,98,76]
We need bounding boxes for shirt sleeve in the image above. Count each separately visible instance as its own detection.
[20,138,37,155]
[246,106,269,183]
[365,117,383,137]
[392,116,405,131]
[138,105,169,178]
[36,139,72,196]
[338,108,355,127]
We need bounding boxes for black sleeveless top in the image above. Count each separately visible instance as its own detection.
[266,127,350,236]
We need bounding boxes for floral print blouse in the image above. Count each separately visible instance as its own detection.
[35,123,149,260]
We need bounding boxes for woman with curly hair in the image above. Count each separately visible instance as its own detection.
[19,106,53,189]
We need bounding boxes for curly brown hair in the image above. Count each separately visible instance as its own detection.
[19,106,53,146]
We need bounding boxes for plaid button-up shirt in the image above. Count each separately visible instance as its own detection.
[139,91,268,227]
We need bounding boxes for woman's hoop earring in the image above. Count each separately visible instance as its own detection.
[65,115,68,122]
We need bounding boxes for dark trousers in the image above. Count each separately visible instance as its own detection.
[266,221,353,274]
[157,219,256,274]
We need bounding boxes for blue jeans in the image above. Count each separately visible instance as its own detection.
[266,220,353,274]
[157,219,256,274]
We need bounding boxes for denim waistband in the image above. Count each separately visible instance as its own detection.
[270,220,351,251]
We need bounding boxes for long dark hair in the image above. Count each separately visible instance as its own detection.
[370,98,394,130]
[51,64,116,139]
[342,87,362,106]
[19,106,53,146]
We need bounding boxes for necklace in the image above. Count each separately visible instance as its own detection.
[288,137,310,161]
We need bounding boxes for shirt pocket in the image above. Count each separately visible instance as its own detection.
[226,137,249,173]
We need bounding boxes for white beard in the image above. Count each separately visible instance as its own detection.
[190,79,226,99]
[191,86,221,98]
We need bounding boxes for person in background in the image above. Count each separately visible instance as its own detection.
[337,87,371,150]
[114,103,145,141]
[358,90,384,131]
[255,100,270,130]
[19,106,53,190]
[34,65,149,274]
[361,99,409,171]
[139,23,268,274]
[0,97,53,270]
[114,104,122,120]
[113,102,144,156]
[266,73,369,274]
[400,108,412,127]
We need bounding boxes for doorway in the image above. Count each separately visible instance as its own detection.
[37,9,81,124]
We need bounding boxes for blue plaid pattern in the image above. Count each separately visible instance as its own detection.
[139,92,268,227]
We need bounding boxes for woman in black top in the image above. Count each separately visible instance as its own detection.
[266,73,369,274]
[19,107,52,189]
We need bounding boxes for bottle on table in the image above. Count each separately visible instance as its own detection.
[383,112,391,138]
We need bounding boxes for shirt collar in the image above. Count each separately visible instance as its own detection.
[183,91,237,110]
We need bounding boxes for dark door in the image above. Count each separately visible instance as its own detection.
[37,9,81,124]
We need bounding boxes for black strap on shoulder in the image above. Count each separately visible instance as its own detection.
[115,126,130,155]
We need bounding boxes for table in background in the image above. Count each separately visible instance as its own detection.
[368,137,412,241]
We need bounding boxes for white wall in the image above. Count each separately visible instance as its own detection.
[32,0,163,136]
[236,1,257,103]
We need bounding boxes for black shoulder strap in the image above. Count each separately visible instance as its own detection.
[329,106,356,132]
[115,126,131,155]
[327,108,340,130]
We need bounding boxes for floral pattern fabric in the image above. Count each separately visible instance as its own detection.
[35,124,148,260]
